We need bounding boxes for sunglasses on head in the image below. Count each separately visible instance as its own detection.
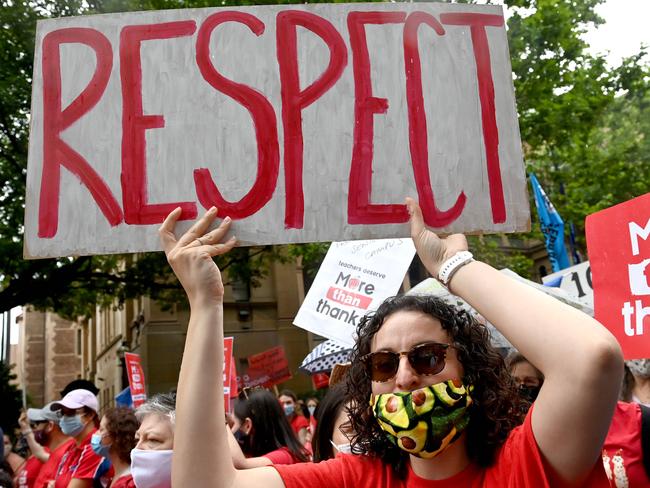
[238,386,264,401]
[361,342,449,382]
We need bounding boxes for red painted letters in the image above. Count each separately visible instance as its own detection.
[404,13,466,227]
[347,12,408,225]
[276,11,348,229]
[194,12,280,220]
[35,8,514,243]
[441,13,506,224]
[120,21,198,225]
[40,28,123,238]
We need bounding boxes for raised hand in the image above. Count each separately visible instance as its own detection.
[406,197,468,278]
[159,206,236,306]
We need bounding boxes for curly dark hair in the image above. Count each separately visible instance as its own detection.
[345,294,527,479]
[103,407,139,464]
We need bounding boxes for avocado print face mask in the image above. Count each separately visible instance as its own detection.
[370,380,473,459]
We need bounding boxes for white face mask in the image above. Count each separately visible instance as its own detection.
[131,448,173,488]
[330,439,352,455]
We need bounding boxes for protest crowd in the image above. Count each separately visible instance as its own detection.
[0,199,647,488]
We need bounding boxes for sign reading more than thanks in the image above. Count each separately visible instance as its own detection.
[25,2,529,258]
[586,193,650,360]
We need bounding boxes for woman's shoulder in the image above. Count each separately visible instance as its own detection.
[110,473,135,488]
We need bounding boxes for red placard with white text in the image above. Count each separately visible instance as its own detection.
[223,337,234,413]
[247,346,292,388]
[124,352,146,408]
[586,193,650,359]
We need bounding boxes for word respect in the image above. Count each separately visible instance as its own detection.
[39,9,506,238]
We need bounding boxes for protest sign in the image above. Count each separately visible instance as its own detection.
[246,346,292,388]
[25,2,529,258]
[542,261,593,310]
[124,352,146,407]
[312,372,330,390]
[294,238,416,346]
[586,193,650,359]
[223,336,234,413]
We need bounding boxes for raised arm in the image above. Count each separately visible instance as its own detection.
[161,208,284,488]
[18,412,50,462]
[407,198,623,485]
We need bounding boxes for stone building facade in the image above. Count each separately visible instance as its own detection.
[13,308,82,406]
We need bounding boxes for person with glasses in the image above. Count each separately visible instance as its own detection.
[310,383,354,462]
[17,404,73,488]
[16,404,72,488]
[49,390,107,488]
[160,199,621,487]
[228,389,309,468]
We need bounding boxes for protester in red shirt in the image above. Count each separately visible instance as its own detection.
[16,403,68,488]
[50,389,106,488]
[602,401,650,487]
[17,403,74,488]
[228,389,309,468]
[91,408,138,488]
[161,200,622,487]
[278,391,309,445]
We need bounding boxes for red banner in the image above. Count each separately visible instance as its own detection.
[312,372,330,390]
[246,346,292,388]
[124,352,146,408]
[223,337,234,413]
[586,193,650,359]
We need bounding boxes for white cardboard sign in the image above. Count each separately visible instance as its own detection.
[25,2,529,258]
[293,238,416,346]
[542,261,593,310]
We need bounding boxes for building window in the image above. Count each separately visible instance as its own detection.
[75,329,82,356]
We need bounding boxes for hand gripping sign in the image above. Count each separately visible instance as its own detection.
[586,193,650,359]
[24,2,529,258]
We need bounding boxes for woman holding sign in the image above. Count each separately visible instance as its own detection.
[160,199,621,487]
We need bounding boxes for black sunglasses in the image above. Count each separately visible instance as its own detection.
[361,342,449,382]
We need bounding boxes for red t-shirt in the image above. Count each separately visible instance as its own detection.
[110,473,136,488]
[34,440,74,488]
[290,415,309,437]
[264,447,303,465]
[274,410,609,487]
[53,431,105,488]
[15,455,44,488]
[602,401,650,487]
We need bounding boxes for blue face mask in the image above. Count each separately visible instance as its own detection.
[59,415,86,437]
[90,432,111,458]
[283,404,294,416]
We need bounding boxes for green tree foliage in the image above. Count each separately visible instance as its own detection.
[0,362,22,436]
[504,0,650,251]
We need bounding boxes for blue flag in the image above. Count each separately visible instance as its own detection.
[530,174,570,272]
[115,386,133,408]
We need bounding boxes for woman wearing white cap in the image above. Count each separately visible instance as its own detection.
[49,389,106,488]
